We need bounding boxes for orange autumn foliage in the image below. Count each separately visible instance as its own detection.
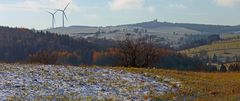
[92,48,120,62]
[92,48,173,63]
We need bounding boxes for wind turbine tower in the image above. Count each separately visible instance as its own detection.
[47,11,58,29]
[57,2,70,27]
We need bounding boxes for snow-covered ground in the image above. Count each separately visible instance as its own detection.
[0,64,177,100]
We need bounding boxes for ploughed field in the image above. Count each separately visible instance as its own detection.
[0,64,178,100]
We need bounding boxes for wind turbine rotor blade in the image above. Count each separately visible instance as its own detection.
[64,12,68,21]
[64,2,71,11]
[56,9,63,13]
[55,9,60,11]
[46,11,53,15]
[53,10,58,14]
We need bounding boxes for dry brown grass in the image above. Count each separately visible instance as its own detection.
[5,65,240,101]
[112,67,240,101]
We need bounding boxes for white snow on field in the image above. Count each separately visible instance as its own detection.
[0,64,176,100]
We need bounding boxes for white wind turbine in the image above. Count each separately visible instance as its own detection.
[57,2,71,27]
[47,10,58,29]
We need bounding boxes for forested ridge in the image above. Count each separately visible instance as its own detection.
[0,26,99,64]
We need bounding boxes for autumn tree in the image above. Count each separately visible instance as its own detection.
[29,51,79,65]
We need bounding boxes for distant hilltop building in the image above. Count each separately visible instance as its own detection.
[153,19,158,22]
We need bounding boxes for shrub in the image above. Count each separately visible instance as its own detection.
[220,64,227,72]
[228,63,240,72]
[156,54,207,71]
[206,65,218,72]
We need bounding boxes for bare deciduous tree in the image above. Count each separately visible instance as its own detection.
[118,35,160,68]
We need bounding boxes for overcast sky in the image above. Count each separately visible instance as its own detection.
[0,0,240,29]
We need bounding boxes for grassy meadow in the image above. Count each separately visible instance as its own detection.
[4,64,240,101]
[113,67,240,101]
[180,39,240,58]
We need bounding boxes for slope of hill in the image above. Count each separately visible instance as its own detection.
[1,63,240,100]
[46,26,99,35]
[0,63,176,100]
[0,26,103,64]
[127,20,240,34]
[116,67,240,100]
[45,20,240,37]
[45,21,205,49]
[180,39,240,62]
[45,20,240,49]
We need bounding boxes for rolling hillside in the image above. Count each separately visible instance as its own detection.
[128,20,240,33]
[45,20,240,49]
[180,39,240,62]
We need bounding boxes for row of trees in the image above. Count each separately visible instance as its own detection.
[206,63,240,72]
[229,63,240,71]
[92,35,211,71]
[29,51,80,65]
[93,35,240,72]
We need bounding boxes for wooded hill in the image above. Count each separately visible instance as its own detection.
[0,26,104,64]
